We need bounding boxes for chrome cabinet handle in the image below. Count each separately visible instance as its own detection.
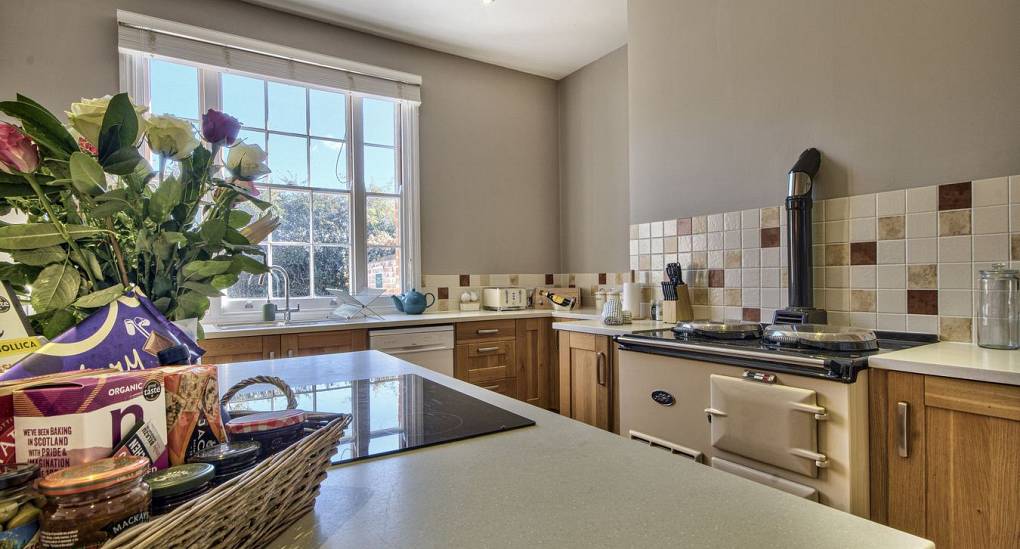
[287,349,295,358]
[477,329,499,335]
[477,346,500,353]
[268,351,275,359]
[596,351,607,386]
[896,401,909,458]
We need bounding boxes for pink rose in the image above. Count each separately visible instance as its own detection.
[0,123,40,174]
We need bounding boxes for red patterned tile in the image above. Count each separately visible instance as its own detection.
[709,269,725,287]
[598,273,607,284]
[438,287,449,299]
[459,274,470,287]
[742,308,761,322]
[761,227,781,248]
[938,182,971,211]
[850,242,877,265]
[545,274,554,285]
[907,290,938,315]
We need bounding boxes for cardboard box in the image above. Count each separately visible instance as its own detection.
[162,365,227,465]
[13,370,168,475]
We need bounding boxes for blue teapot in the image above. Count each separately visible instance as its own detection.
[392,289,435,315]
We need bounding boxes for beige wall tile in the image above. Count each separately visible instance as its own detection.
[939,316,973,342]
[760,207,780,228]
[850,289,877,312]
[876,190,906,216]
[725,250,742,268]
[692,216,707,234]
[938,210,971,236]
[973,205,1009,234]
[878,215,906,240]
[972,177,1009,207]
[825,243,850,266]
[907,264,937,289]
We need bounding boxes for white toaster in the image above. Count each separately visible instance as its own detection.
[482,288,529,311]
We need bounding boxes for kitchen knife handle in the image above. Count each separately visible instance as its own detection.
[896,401,909,458]
[596,352,607,386]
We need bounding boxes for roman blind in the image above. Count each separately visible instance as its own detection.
[116,11,422,103]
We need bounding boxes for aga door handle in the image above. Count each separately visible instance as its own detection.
[896,401,909,458]
[596,352,607,386]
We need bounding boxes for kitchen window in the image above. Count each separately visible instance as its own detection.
[118,12,422,313]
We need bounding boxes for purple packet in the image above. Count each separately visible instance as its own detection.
[0,291,204,381]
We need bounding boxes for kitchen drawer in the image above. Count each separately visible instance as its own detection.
[455,341,516,383]
[456,320,516,342]
[474,377,517,397]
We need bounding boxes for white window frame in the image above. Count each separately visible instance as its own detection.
[120,52,421,318]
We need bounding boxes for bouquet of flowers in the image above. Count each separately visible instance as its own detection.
[0,93,279,337]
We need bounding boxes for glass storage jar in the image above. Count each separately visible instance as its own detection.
[37,455,151,548]
[977,264,1020,349]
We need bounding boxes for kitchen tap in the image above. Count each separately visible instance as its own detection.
[258,266,300,322]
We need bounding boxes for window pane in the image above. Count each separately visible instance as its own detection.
[309,90,346,139]
[364,146,396,193]
[314,246,350,295]
[271,190,310,242]
[312,192,350,244]
[268,134,308,186]
[363,98,394,146]
[222,74,265,129]
[268,82,306,134]
[367,196,400,246]
[310,139,347,189]
[150,59,199,120]
[271,245,310,298]
[367,247,400,294]
[226,246,268,299]
[236,129,265,149]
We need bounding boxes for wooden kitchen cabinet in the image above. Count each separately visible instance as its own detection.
[515,318,551,409]
[199,329,367,364]
[558,331,612,431]
[199,335,280,365]
[870,370,1020,548]
[280,329,368,358]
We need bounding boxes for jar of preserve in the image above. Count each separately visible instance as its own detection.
[188,441,260,486]
[225,410,306,459]
[0,463,43,548]
[144,463,215,516]
[37,455,151,548]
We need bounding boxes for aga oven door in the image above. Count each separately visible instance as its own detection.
[705,374,829,477]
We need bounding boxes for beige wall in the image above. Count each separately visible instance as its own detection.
[557,46,630,273]
[0,0,560,275]
[628,0,1020,224]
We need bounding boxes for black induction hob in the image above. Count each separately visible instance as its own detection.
[616,328,937,383]
[223,374,535,464]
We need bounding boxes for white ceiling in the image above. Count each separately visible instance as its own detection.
[242,0,628,79]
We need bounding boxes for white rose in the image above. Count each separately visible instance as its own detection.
[146,115,200,160]
[225,143,270,181]
[66,95,148,148]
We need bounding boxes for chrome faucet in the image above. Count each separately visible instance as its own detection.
[258,266,300,322]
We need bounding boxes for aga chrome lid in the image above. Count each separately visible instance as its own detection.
[673,320,763,340]
[763,324,879,352]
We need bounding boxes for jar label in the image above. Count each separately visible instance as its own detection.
[102,510,149,538]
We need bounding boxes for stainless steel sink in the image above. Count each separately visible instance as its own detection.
[211,318,337,331]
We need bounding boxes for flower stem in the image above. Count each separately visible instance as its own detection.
[24,173,97,287]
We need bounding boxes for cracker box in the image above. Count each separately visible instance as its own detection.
[13,370,168,475]
[0,292,203,382]
[162,365,227,465]
[0,281,41,375]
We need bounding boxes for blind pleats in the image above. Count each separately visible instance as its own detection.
[118,24,421,103]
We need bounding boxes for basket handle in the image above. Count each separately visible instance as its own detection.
[220,375,298,410]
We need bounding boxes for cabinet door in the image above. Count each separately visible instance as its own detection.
[558,331,610,430]
[515,318,551,409]
[280,330,367,358]
[879,370,927,537]
[924,376,1020,549]
[455,340,516,383]
[199,335,280,365]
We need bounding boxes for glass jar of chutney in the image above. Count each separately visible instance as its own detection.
[37,456,151,548]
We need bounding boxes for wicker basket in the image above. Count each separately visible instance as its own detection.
[100,376,351,548]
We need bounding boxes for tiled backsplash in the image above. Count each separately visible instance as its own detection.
[419,272,633,311]
[628,174,1020,342]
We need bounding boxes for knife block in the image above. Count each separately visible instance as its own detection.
[661,285,694,323]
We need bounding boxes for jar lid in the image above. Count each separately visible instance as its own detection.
[144,463,215,499]
[38,455,149,496]
[0,463,38,491]
[188,441,261,467]
[226,410,305,435]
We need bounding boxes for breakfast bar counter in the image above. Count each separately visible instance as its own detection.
[217,351,931,549]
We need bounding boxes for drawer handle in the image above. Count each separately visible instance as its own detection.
[477,329,500,335]
[896,401,909,458]
[287,349,295,358]
[268,351,275,359]
[482,384,500,391]
[477,346,500,353]
[596,351,607,386]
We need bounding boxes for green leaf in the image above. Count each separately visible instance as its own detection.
[229,254,269,275]
[100,146,143,176]
[30,262,81,313]
[69,152,106,196]
[210,273,239,290]
[97,93,138,161]
[41,309,77,340]
[152,274,173,298]
[69,250,104,280]
[227,210,253,229]
[175,291,210,319]
[72,283,124,308]
[94,188,130,202]
[10,246,66,266]
[0,262,41,286]
[182,281,223,297]
[161,232,187,246]
[182,260,233,280]
[200,219,226,245]
[152,297,171,313]
[90,200,127,218]
[0,99,77,159]
[148,177,183,223]
[0,223,104,250]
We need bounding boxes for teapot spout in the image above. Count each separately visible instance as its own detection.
[391,294,405,312]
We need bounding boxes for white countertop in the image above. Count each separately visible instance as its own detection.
[552,317,673,336]
[202,307,603,338]
[214,351,931,549]
[869,341,1020,386]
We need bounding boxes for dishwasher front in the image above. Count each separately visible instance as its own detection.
[369,325,455,377]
